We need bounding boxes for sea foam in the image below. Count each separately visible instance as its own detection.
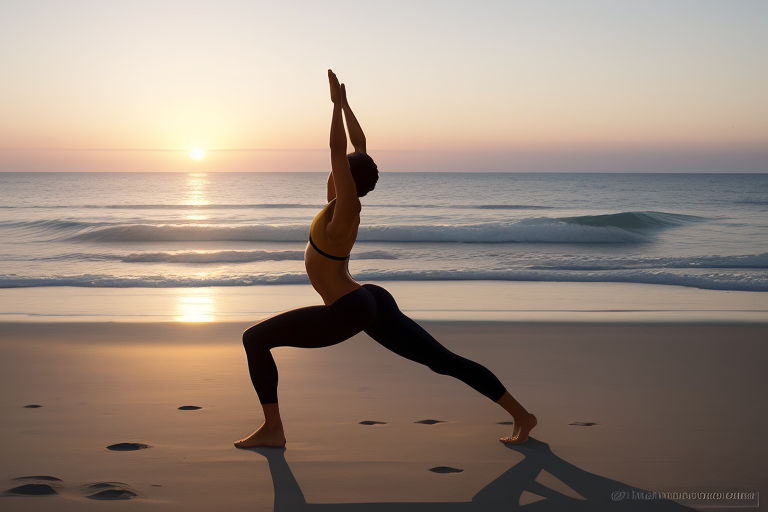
[33,249,396,263]
[2,266,766,291]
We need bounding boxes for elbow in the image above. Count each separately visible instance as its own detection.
[351,136,366,154]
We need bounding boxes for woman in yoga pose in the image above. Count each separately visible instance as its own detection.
[234,70,536,448]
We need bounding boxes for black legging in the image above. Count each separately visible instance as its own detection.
[242,283,507,404]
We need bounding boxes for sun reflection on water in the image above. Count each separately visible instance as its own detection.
[175,288,216,322]
[184,172,210,208]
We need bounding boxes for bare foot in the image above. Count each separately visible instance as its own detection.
[499,413,537,445]
[234,423,286,448]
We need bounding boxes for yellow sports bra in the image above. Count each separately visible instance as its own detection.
[308,198,350,261]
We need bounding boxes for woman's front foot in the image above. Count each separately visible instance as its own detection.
[499,413,537,445]
[234,423,286,448]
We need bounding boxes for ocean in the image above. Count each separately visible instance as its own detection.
[1,172,767,292]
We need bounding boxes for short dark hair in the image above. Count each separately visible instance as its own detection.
[347,152,378,197]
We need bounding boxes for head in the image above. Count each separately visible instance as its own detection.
[347,152,378,197]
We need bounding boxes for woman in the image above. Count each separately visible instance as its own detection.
[234,70,536,448]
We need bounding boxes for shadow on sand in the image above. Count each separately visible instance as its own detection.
[245,438,693,511]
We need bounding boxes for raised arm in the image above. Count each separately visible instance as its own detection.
[326,171,336,202]
[326,70,360,238]
[341,83,366,154]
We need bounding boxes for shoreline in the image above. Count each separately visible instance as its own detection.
[2,280,767,323]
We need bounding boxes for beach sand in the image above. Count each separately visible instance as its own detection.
[1,320,765,511]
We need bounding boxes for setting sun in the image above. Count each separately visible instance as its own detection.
[189,147,205,161]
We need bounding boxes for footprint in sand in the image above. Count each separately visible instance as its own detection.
[178,405,202,410]
[6,477,62,496]
[6,476,62,496]
[415,419,444,425]
[83,482,138,500]
[429,466,464,473]
[5,483,58,496]
[6,476,139,500]
[23,404,42,408]
[359,420,387,425]
[106,442,151,451]
[569,421,598,426]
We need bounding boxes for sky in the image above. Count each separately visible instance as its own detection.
[0,0,766,172]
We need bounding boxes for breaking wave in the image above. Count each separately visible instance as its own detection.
[56,211,699,244]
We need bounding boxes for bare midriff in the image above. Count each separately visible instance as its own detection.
[304,242,361,305]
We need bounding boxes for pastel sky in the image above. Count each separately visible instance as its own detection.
[1,0,766,172]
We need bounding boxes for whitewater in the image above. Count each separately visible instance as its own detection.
[1,172,767,291]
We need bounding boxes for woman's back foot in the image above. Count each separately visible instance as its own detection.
[499,413,537,445]
[234,423,286,448]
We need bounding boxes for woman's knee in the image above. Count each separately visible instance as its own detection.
[242,323,268,349]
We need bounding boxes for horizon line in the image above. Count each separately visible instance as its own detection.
[2,170,767,174]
